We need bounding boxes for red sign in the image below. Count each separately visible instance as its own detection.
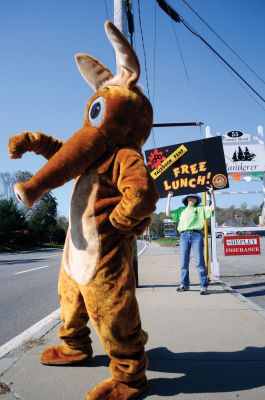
[224,235,261,256]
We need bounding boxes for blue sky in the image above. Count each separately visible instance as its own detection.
[1,0,265,217]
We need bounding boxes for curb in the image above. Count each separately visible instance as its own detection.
[216,278,265,321]
[0,243,147,376]
[0,309,61,375]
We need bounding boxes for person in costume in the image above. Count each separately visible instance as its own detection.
[166,186,216,295]
[9,21,159,400]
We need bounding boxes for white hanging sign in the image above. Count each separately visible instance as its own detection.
[221,130,251,143]
[224,144,265,173]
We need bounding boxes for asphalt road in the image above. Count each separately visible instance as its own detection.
[216,237,265,310]
[0,248,62,347]
[0,241,146,347]
[2,238,263,348]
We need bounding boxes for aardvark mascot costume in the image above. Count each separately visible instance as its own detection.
[8,21,159,400]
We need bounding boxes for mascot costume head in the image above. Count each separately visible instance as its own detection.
[9,21,159,400]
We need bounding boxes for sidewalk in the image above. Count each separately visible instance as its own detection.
[1,242,265,399]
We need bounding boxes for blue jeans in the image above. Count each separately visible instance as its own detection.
[179,231,208,289]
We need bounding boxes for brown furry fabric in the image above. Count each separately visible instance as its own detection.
[9,21,159,400]
[86,378,148,400]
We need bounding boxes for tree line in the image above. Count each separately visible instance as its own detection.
[1,171,263,246]
[0,171,68,247]
[149,203,263,238]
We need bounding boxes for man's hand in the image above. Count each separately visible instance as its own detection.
[207,184,214,196]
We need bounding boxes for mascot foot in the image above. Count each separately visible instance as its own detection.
[86,377,148,400]
[40,345,92,365]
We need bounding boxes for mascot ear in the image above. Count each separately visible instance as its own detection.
[76,21,140,91]
[75,54,113,92]
[105,20,140,89]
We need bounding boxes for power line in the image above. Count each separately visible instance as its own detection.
[125,0,134,47]
[181,0,265,86]
[104,0,110,20]
[156,0,265,106]
[136,0,157,147]
[182,19,265,104]
[151,0,157,148]
[137,0,151,101]
[167,10,203,137]
[212,52,265,112]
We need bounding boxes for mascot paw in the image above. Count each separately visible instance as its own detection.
[86,377,148,400]
[40,345,92,365]
[14,182,34,207]
[8,131,32,159]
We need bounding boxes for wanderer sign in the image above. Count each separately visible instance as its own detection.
[145,136,229,198]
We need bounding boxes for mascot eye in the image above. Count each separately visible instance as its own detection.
[88,97,106,127]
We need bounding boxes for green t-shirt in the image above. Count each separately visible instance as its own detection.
[170,205,213,232]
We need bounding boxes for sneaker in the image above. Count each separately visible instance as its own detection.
[177,285,189,292]
[200,288,208,295]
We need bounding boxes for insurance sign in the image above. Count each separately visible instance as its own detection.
[224,235,261,256]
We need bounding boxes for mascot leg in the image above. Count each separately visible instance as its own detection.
[83,239,148,400]
[40,267,93,365]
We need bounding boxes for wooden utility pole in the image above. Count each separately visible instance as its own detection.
[114,0,139,287]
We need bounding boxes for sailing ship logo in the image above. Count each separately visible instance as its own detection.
[232,146,256,162]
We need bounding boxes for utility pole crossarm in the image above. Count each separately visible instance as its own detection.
[153,121,204,128]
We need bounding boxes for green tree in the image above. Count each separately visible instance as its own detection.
[216,203,261,227]
[28,192,58,243]
[51,215,68,244]
[0,198,27,243]
[149,212,166,237]
[0,170,65,246]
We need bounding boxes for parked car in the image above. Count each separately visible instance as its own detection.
[150,235,159,240]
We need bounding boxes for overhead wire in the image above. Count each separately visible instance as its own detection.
[151,0,157,148]
[181,18,265,105]
[136,0,157,148]
[211,52,265,113]
[125,0,134,47]
[152,0,157,112]
[167,9,203,138]
[156,0,265,108]
[137,0,151,100]
[104,0,110,20]
[181,0,265,87]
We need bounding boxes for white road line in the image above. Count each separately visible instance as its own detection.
[13,265,50,275]
[137,241,147,256]
[0,244,145,369]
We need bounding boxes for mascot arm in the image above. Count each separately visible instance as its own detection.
[110,149,159,233]
[9,131,64,160]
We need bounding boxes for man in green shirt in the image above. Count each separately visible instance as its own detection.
[166,187,216,295]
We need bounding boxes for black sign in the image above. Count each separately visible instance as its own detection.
[145,136,229,198]
[227,131,244,138]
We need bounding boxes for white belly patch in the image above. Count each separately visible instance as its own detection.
[63,172,99,285]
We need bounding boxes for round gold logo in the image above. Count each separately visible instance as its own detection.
[212,174,227,189]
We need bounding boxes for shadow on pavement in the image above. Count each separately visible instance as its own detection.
[139,346,265,398]
[73,346,265,397]
[232,281,265,290]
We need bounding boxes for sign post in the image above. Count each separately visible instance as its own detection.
[206,125,265,275]
[114,0,139,287]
